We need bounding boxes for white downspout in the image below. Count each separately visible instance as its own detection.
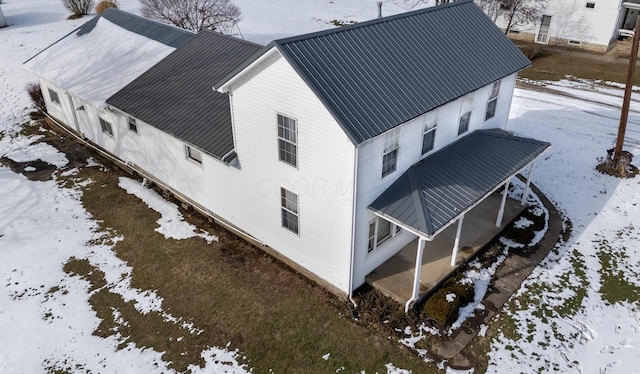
[348,146,359,308]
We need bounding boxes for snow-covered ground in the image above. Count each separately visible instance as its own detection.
[1,0,639,373]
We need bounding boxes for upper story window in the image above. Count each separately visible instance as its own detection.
[186,145,202,164]
[458,94,474,136]
[422,112,438,155]
[128,116,138,133]
[485,80,501,121]
[48,88,60,104]
[278,114,297,167]
[281,188,299,234]
[99,118,113,136]
[381,129,400,178]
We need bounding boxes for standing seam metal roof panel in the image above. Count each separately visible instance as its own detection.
[273,0,531,145]
[107,30,263,159]
[369,129,551,237]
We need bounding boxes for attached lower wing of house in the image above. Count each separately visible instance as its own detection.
[24,0,550,309]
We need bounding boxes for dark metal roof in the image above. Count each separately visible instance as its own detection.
[77,8,194,47]
[271,0,531,145]
[107,30,263,159]
[369,129,550,237]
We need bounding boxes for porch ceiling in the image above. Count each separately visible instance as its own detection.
[368,129,550,238]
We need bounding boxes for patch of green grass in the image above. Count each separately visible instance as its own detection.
[596,233,640,305]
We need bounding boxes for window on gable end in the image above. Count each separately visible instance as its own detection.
[381,129,400,178]
[278,114,297,167]
[281,188,299,234]
[458,94,474,136]
[485,80,501,121]
[99,118,113,136]
[48,88,60,104]
[422,111,438,155]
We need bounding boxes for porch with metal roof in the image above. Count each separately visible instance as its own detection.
[366,129,551,311]
[365,191,525,305]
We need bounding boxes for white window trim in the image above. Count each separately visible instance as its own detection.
[185,145,203,165]
[485,80,501,121]
[281,188,300,235]
[421,111,438,156]
[381,129,400,178]
[128,116,138,134]
[368,217,402,253]
[277,113,298,168]
[458,94,474,136]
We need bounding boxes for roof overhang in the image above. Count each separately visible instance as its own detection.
[368,129,551,239]
[214,46,279,93]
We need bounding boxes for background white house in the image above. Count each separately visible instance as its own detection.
[493,0,640,53]
[25,1,549,307]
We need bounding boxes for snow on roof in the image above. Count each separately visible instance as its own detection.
[24,16,177,108]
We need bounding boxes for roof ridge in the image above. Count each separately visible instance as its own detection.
[407,166,432,235]
[199,29,264,48]
[99,8,195,37]
[274,0,472,46]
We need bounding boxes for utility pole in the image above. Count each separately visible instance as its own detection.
[613,15,640,163]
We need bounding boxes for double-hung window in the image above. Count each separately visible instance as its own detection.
[368,218,401,252]
[99,118,113,136]
[485,81,501,121]
[48,88,60,104]
[422,112,438,155]
[128,116,138,133]
[381,129,400,178]
[281,188,299,234]
[186,145,202,164]
[458,94,474,136]
[278,114,297,167]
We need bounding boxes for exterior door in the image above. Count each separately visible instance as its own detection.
[536,15,552,44]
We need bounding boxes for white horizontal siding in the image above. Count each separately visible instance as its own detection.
[351,75,516,288]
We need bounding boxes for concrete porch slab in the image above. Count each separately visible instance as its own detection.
[365,191,526,304]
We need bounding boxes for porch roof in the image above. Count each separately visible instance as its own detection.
[368,129,550,238]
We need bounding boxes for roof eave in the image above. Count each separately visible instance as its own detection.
[213,44,278,93]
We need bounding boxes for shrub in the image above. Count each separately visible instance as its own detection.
[61,0,94,16]
[95,0,118,14]
[423,274,475,329]
[516,43,543,60]
[26,83,47,118]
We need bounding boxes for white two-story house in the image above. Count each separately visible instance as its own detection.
[25,0,550,309]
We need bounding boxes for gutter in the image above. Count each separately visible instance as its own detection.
[347,146,359,308]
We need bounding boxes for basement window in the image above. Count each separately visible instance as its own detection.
[569,40,581,45]
[586,2,595,8]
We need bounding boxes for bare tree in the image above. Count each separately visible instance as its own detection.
[61,0,95,16]
[140,0,241,33]
[403,0,450,8]
[499,0,548,35]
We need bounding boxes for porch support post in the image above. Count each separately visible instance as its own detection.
[406,237,426,313]
[450,214,465,267]
[521,162,535,205]
[496,178,511,227]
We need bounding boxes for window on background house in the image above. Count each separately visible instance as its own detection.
[186,145,203,164]
[367,217,401,252]
[281,188,299,234]
[48,88,60,104]
[99,118,113,136]
[128,117,138,133]
[278,114,297,167]
[458,94,474,135]
[381,129,400,177]
[586,2,595,8]
[485,80,501,121]
[422,112,438,155]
